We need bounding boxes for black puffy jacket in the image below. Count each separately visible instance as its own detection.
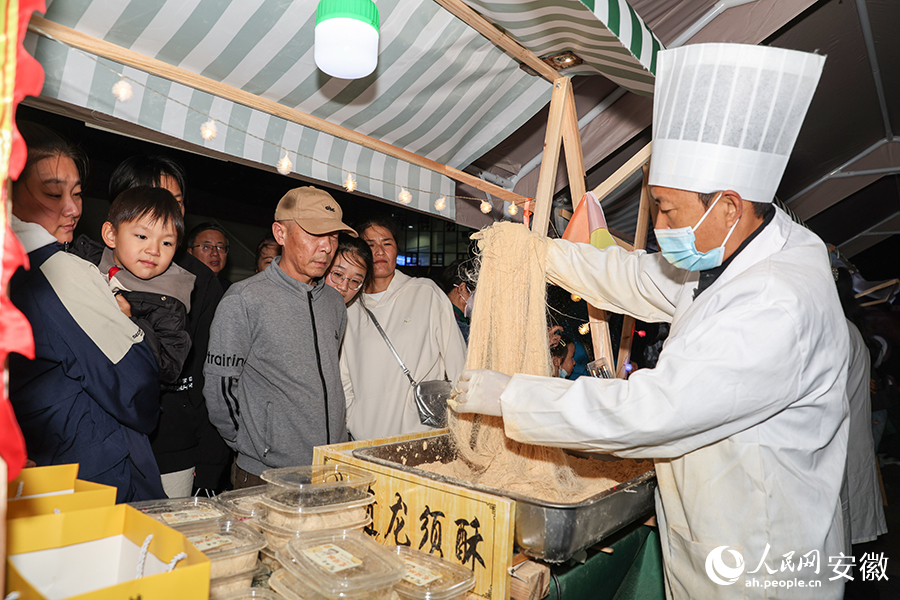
[70,235,192,385]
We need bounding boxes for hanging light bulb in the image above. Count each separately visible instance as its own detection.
[578,323,590,335]
[276,153,293,175]
[434,196,447,211]
[571,294,582,302]
[507,203,518,216]
[112,77,133,102]
[200,119,218,141]
[480,200,492,214]
[344,174,357,192]
[399,188,412,204]
[315,0,380,79]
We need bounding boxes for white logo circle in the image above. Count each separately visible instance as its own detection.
[705,546,745,585]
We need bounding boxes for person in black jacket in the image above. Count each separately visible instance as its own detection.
[109,156,231,498]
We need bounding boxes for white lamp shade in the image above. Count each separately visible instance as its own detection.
[315,18,379,79]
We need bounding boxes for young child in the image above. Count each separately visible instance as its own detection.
[78,186,195,385]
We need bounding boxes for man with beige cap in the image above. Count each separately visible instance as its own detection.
[204,186,356,487]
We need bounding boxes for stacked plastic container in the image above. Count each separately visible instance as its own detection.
[268,530,475,600]
[130,496,233,528]
[217,486,270,531]
[256,465,375,565]
[129,497,268,598]
[390,546,476,600]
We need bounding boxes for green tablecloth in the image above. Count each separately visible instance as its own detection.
[543,524,665,600]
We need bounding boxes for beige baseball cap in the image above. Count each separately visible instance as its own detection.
[274,186,357,237]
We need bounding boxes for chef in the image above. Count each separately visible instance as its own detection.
[453,43,848,599]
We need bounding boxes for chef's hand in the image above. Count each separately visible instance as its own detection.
[449,369,511,417]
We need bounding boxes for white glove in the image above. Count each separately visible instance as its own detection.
[449,369,511,417]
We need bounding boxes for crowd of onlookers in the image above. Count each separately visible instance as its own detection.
[6,121,474,501]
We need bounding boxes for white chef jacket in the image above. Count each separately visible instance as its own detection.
[342,270,467,440]
[845,320,887,544]
[500,208,849,599]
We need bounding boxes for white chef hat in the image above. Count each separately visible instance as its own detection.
[648,43,825,203]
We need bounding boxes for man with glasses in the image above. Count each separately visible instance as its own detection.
[186,223,231,291]
[205,187,356,488]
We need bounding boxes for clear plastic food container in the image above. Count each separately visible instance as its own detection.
[261,465,375,507]
[216,486,268,528]
[282,530,405,600]
[258,513,371,552]
[128,497,232,528]
[209,563,266,599]
[259,493,374,530]
[269,567,325,600]
[259,546,283,571]
[390,546,475,600]
[179,520,267,579]
[215,589,282,600]
[270,568,401,600]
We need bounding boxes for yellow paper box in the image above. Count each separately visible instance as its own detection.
[7,464,116,519]
[6,504,211,600]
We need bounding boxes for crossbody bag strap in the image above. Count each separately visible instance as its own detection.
[364,307,417,387]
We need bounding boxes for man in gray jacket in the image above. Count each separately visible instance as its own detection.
[204,187,357,488]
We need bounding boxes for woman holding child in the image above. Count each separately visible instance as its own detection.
[8,123,164,502]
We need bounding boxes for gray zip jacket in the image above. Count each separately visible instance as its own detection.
[204,256,348,475]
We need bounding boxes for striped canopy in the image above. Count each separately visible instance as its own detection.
[465,0,660,95]
[30,0,660,218]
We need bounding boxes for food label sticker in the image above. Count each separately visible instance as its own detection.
[159,508,223,525]
[301,543,362,573]
[403,559,442,586]
[187,533,233,552]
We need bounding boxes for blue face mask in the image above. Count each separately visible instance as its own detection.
[558,367,569,379]
[654,192,740,271]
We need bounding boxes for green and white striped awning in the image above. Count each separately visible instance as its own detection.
[29,0,661,217]
[463,0,662,95]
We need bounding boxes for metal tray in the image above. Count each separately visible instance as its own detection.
[352,433,656,563]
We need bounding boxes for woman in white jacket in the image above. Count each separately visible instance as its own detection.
[341,216,466,440]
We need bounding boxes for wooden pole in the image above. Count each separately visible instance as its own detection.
[615,164,652,378]
[27,16,526,206]
[530,77,570,237]
[561,88,587,206]
[562,91,615,371]
[531,77,617,370]
[591,142,652,201]
[431,0,560,83]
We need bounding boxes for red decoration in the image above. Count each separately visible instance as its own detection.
[1,0,47,480]
[9,0,47,182]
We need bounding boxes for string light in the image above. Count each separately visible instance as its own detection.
[22,25,520,215]
[578,323,590,335]
[200,119,218,141]
[276,153,293,175]
[86,35,518,212]
[571,294,581,302]
[112,77,133,102]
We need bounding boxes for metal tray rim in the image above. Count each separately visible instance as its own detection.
[351,433,656,509]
